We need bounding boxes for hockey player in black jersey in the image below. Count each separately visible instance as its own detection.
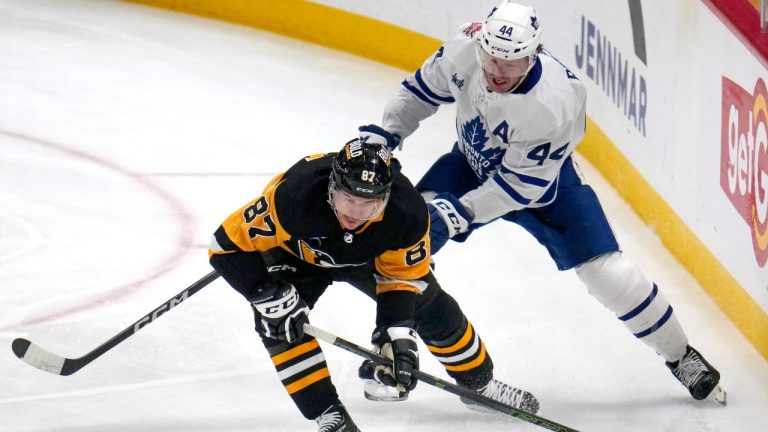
[208,126,538,431]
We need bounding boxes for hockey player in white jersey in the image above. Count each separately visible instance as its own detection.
[368,0,724,404]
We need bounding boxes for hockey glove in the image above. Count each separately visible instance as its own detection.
[359,124,401,151]
[427,192,473,254]
[369,326,419,394]
[251,281,310,344]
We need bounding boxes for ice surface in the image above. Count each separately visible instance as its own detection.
[1,1,766,431]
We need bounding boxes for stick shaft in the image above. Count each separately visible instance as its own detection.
[13,270,220,375]
[303,324,580,432]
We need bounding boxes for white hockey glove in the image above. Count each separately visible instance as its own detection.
[251,281,309,344]
[427,192,473,254]
[359,124,402,151]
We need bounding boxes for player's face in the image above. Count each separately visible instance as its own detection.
[331,188,386,230]
[478,48,531,93]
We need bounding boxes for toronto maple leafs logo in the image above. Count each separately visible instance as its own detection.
[459,117,504,181]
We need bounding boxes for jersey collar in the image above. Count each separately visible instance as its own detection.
[509,57,542,95]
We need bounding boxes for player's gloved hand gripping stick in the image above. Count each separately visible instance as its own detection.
[303,323,582,432]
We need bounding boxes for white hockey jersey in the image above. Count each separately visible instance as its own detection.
[383,24,587,224]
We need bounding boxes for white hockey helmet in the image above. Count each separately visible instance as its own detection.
[478,1,542,60]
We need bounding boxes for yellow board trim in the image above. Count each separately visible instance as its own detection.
[580,119,768,361]
[124,0,768,362]
[126,0,436,71]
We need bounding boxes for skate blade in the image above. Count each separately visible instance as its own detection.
[363,380,408,402]
[708,384,727,405]
[364,392,408,402]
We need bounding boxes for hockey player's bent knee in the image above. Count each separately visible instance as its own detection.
[575,252,651,313]
[575,252,687,360]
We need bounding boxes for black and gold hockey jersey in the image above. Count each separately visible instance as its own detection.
[209,152,432,303]
[209,153,501,419]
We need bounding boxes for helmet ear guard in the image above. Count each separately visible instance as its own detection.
[479,1,542,61]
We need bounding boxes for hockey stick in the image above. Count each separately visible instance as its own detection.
[12,270,220,376]
[303,323,581,432]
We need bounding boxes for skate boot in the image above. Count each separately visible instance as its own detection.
[460,378,540,414]
[666,345,722,401]
[315,402,361,432]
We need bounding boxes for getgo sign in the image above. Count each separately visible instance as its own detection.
[721,77,768,267]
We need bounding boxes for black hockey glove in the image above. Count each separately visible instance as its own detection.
[427,192,473,254]
[359,124,402,150]
[251,281,309,344]
[370,326,419,393]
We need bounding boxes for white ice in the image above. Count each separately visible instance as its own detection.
[1,1,767,431]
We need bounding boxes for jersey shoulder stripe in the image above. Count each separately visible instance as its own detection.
[401,79,441,107]
[414,69,455,103]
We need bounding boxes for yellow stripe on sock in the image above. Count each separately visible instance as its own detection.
[427,322,474,355]
[443,342,487,372]
[271,339,320,366]
[285,368,331,394]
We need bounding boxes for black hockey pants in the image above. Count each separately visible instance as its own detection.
[253,251,494,419]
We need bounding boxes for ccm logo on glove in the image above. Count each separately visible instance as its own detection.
[431,199,469,236]
[254,288,299,317]
[252,282,310,343]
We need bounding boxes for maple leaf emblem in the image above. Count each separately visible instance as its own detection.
[462,117,489,149]
[460,117,505,180]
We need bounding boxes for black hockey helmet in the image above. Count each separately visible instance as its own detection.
[330,138,393,199]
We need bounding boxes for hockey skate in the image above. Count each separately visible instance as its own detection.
[460,378,540,414]
[359,359,409,401]
[666,345,726,404]
[315,402,361,432]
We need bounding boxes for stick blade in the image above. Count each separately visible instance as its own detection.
[12,337,31,358]
[12,338,67,375]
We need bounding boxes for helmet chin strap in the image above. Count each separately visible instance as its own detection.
[327,178,345,228]
[331,208,348,229]
[507,73,528,92]
[328,194,359,231]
